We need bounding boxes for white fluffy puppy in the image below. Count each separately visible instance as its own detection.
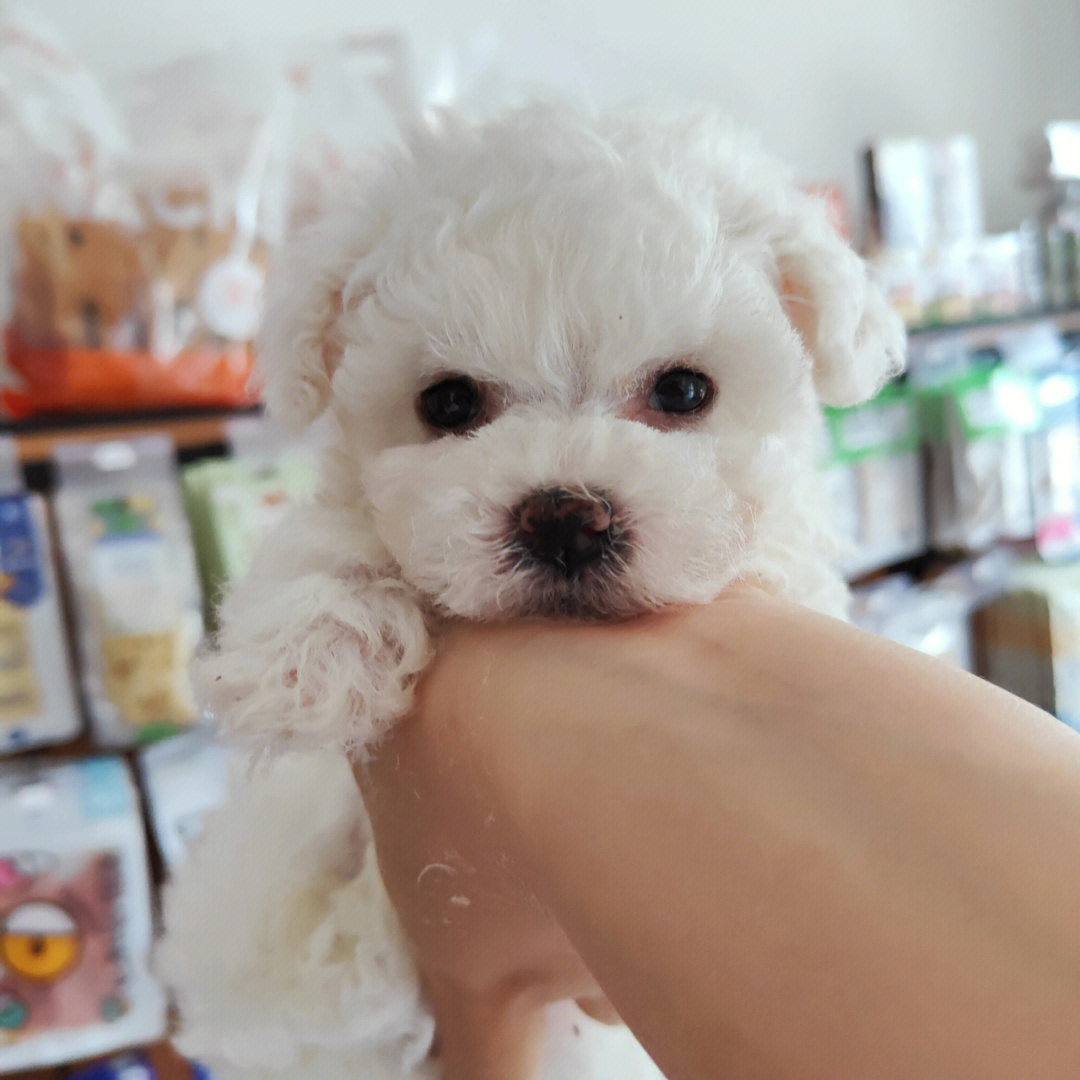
[159,105,905,1080]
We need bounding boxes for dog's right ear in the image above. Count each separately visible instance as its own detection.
[256,190,387,429]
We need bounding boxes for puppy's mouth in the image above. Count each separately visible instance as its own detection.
[501,486,635,619]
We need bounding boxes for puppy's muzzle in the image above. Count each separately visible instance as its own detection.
[512,488,616,578]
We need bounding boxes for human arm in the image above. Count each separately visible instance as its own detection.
[358,590,1080,1080]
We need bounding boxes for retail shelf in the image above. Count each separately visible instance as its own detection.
[1,405,261,464]
[906,306,1080,352]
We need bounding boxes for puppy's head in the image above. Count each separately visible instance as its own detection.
[261,107,904,619]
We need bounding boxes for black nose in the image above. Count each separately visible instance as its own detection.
[513,488,615,577]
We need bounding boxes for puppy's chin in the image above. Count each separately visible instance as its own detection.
[429,558,695,623]
[509,570,647,622]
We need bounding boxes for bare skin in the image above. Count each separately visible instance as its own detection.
[358,590,1080,1080]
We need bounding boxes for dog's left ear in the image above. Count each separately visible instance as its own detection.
[770,194,906,407]
[256,178,392,430]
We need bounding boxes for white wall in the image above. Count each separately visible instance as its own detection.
[29,0,1080,238]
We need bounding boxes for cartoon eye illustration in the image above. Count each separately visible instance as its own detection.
[1,901,81,980]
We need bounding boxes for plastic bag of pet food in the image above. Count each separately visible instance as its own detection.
[181,417,317,623]
[108,50,292,364]
[0,755,167,1071]
[284,35,415,228]
[850,573,975,671]
[138,729,233,870]
[1023,363,1080,561]
[966,321,1080,560]
[0,438,82,754]
[893,581,975,671]
[819,382,925,578]
[917,359,1039,552]
[0,11,286,416]
[972,558,1080,733]
[0,4,140,413]
[52,436,205,746]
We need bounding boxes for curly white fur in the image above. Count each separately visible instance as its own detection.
[193,497,432,756]
[159,104,905,1080]
[158,752,435,1074]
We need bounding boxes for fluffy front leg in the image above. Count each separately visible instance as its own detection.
[196,499,433,758]
[157,751,437,1076]
[162,499,438,1073]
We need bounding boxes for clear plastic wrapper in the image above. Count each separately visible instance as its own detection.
[0,438,82,754]
[917,360,1039,552]
[819,383,925,578]
[916,325,1080,558]
[0,755,166,1070]
[181,417,317,621]
[0,18,422,417]
[52,436,205,746]
[972,559,1080,732]
[0,9,288,415]
[138,729,233,871]
[283,35,414,228]
[851,573,976,671]
[1026,363,1080,560]
[866,137,979,254]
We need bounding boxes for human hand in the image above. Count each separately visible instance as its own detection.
[353,603,692,1078]
[357,589,1080,1080]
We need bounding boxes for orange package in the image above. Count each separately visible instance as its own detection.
[4,212,265,417]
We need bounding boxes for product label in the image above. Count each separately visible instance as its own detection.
[0,498,42,610]
[77,759,130,821]
[0,851,127,1043]
[0,602,40,725]
[89,496,178,636]
[87,496,195,730]
[196,256,265,341]
[955,367,1039,439]
[822,385,919,465]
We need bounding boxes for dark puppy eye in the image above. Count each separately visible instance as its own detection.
[648,369,713,414]
[419,376,483,431]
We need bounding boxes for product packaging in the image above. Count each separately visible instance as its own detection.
[969,232,1029,319]
[0,9,281,416]
[819,383,924,578]
[864,134,1013,326]
[0,438,82,754]
[1025,122,1080,309]
[181,417,317,621]
[67,1053,156,1080]
[850,573,975,671]
[868,246,928,327]
[929,136,984,245]
[138,730,233,871]
[864,139,935,252]
[0,11,424,417]
[922,239,978,325]
[52,436,205,746]
[283,35,414,228]
[972,559,1080,732]
[917,360,1039,552]
[1027,363,1080,561]
[0,756,166,1071]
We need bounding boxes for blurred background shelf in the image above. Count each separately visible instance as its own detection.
[906,307,1080,351]
[1,407,262,466]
